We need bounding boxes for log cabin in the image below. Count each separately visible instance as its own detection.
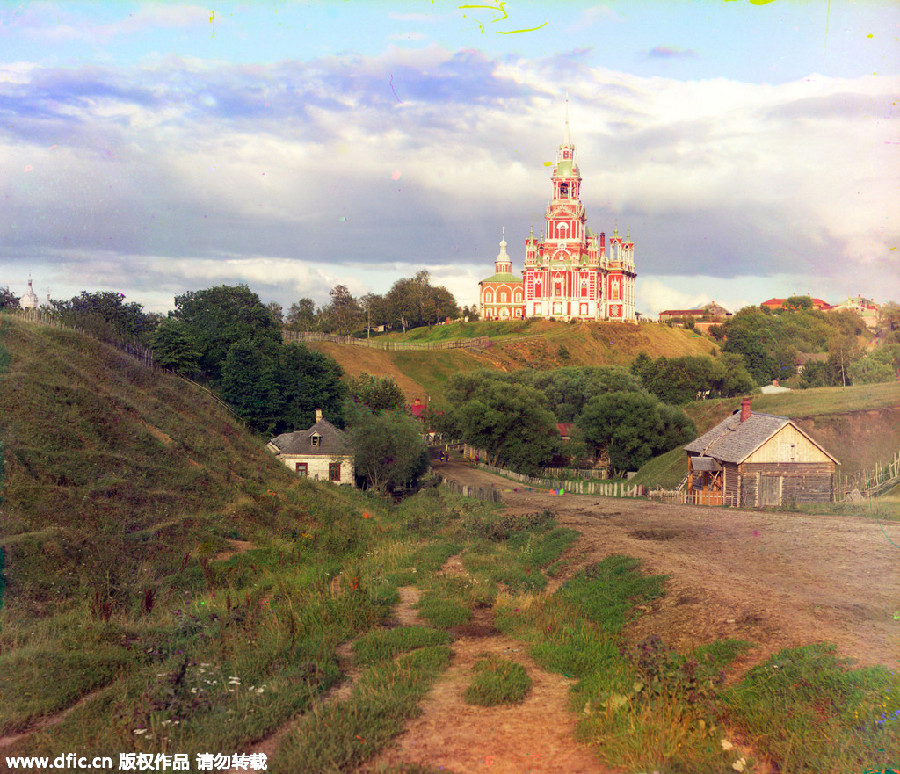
[683,398,839,507]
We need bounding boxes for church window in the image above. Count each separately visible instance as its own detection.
[499,290,508,302]
[514,289,522,302]
[484,290,493,303]
[560,183,569,197]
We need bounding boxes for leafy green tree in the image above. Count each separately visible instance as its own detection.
[631,354,755,404]
[286,298,317,331]
[326,284,364,335]
[52,291,156,345]
[266,301,284,326]
[150,319,201,376]
[277,342,347,432]
[221,338,283,432]
[443,374,559,473]
[784,295,814,311]
[0,286,20,310]
[847,343,900,384]
[576,391,695,473]
[385,271,460,331]
[172,285,281,382]
[348,373,405,412]
[347,406,429,493]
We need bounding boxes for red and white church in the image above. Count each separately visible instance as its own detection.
[479,101,637,322]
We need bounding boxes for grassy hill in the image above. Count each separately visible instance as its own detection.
[311,320,718,403]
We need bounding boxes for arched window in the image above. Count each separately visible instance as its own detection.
[514,289,522,302]
[484,290,494,303]
[499,290,508,303]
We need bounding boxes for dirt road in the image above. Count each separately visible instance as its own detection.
[436,461,900,670]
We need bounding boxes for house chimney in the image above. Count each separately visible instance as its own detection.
[315,408,323,423]
[740,397,751,423]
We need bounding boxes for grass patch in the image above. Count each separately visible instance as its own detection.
[463,655,532,706]
[270,645,452,774]
[353,626,451,666]
[726,644,900,773]
[557,555,668,634]
[415,592,471,628]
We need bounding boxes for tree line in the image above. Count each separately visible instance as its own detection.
[282,271,474,336]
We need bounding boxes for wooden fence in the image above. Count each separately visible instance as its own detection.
[476,462,643,497]
[435,475,502,502]
[283,330,490,351]
[834,448,900,498]
[647,489,737,507]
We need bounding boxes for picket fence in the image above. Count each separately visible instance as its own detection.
[283,330,490,351]
[475,462,643,498]
[834,447,900,498]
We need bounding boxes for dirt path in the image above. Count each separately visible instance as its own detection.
[363,562,611,774]
[436,461,900,670]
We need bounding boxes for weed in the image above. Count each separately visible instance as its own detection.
[464,655,532,706]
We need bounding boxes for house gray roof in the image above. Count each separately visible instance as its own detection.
[270,419,349,457]
[684,411,791,464]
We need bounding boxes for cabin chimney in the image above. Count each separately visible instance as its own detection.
[740,398,751,423]
[315,408,323,423]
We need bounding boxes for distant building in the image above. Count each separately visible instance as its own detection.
[658,302,732,324]
[20,277,40,309]
[828,295,880,330]
[479,96,637,322]
[267,409,354,485]
[683,398,838,507]
[478,232,523,321]
[760,297,832,312]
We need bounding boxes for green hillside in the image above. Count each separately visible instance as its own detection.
[311,320,718,403]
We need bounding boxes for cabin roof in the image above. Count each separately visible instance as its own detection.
[684,411,838,465]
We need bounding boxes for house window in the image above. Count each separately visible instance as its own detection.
[295,462,308,476]
[310,434,321,447]
[329,462,341,482]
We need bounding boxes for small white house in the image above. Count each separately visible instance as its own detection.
[268,409,355,485]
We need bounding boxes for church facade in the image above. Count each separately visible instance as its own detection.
[479,103,637,322]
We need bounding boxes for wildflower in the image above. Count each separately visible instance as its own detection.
[133,728,148,735]
[721,739,733,750]
[732,758,746,772]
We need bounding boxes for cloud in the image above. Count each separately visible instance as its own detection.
[575,5,625,28]
[2,49,898,315]
[646,45,698,60]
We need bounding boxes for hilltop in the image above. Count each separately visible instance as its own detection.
[308,319,718,403]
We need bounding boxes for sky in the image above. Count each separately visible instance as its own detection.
[2,0,899,317]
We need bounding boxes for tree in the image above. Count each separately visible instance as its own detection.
[784,295,814,311]
[286,298,317,331]
[631,354,755,404]
[276,342,347,432]
[150,319,201,376]
[385,271,460,331]
[347,406,429,493]
[327,284,364,335]
[51,291,156,345]
[576,391,695,473]
[0,286,20,310]
[266,301,284,326]
[847,342,900,385]
[221,338,283,432]
[172,285,281,382]
[443,374,559,473]
[348,373,405,412]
